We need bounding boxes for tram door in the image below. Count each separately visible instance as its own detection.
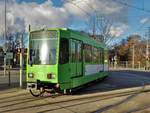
[70,40,82,78]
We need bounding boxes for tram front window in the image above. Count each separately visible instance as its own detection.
[29,30,58,65]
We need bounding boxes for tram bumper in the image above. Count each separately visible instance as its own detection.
[27,83,37,90]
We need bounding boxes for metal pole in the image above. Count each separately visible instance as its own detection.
[148,29,149,55]
[8,60,10,86]
[132,44,135,69]
[126,61,128,68]
[146,27,150,70]
[146,33,148,69]
[93,15,96,39]
[138,61,140,70]
[4,0,7,76]
[20,34,23,88]
[114,55,117,69]
[20,50,22,88]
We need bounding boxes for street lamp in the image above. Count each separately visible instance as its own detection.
[4,0,7,76]
[144,28,150,70]
[132,43,135,69]
[146,27,150,70]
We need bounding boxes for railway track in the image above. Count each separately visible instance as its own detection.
[0,85,150,113]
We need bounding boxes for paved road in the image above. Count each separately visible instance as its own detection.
[77,71,150,94]
[0,71,150,113]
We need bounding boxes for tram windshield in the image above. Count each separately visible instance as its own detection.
[29,30,58,65]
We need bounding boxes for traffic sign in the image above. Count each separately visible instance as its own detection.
[6,52,13,59]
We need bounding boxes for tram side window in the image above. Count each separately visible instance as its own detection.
[59,38,69,64]
[84,44,92,63]
[100,48,104,64]
[71,40,76,62]
[77,42,82,62]
[93,47,99,63]
[97,48,101,63]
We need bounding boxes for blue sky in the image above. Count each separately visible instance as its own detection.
[125,0,150,38]
[16,0,63,6]
[0,0,150,46]
[16,0,150,36]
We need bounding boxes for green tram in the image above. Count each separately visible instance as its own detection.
[27,28,109,96]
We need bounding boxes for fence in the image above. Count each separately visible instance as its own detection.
[109,61,150,71]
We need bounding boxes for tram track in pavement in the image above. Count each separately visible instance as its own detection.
[0,90,29,100]
[0,76,109,105]
[0,85,150,113]
[125,104,150,113]
[0,71,150,112]
[0,88,19,95]
[0,83,143,109]
[0,92,59,109]
[39,92,140,113]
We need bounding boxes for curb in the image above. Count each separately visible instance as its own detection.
[110,69,150,72]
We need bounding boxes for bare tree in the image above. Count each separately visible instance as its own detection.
[96,15,112,44]
[86,13,113,44]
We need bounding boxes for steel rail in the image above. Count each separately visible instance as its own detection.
[1,85,150,113]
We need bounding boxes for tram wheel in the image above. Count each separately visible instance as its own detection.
[29,89,43,97]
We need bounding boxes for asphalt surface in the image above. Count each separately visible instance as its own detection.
[76,70,150,94]
[0,71,150,113]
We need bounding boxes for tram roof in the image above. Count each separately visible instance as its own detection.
[59,28,107,49]
[30,28,107,49]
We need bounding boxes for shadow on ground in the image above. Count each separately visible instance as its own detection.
[73,70,150,95]
[0,70,150,95]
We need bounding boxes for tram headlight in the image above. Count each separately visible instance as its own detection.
[52,74,56,79]
[47,73,56,79]
[28,73,34,78]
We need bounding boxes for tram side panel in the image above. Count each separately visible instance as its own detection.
[58,31,109,90]
[71,44,109,89]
